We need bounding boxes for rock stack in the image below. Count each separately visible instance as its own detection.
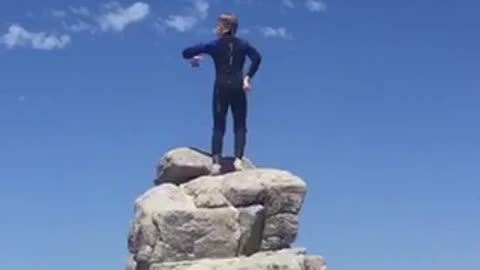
[126,147,327,270]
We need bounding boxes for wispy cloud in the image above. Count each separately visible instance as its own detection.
[305,0,327,12]
[282,0,295,8]
[164,16,197,32]
[6,0,312,48]
[48,3,149,34]
[98,2,151,32]
[162,0,210,33]
[1,25,71,50]
[259,26,291,39]
[194,0,209,19]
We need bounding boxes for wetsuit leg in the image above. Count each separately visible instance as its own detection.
[231,88,247,158]
[211,87,229,162]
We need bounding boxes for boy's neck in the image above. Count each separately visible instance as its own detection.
[220,34,235,40]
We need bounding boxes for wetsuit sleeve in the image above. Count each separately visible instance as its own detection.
[245,42,262,78]
[182,41,215,59]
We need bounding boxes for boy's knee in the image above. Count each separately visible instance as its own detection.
[234,127,247,134]
[213,126,226,136]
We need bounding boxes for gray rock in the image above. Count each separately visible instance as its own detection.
[261,213,299,250]
[237,205,265,256]
[155,147,213,185]
[221,169,307,215]
[128,184,196,260]
[304,256,328,270]
[149,248,327,270]
[125,254,136,270]
[221,169,307,250]
[181,175,230,208]
[127,152,313,268]
[154,147,255,185]
[153,207,241,262]
[133,183,196,216]
[263,183,307,217]
[180,168,307,251]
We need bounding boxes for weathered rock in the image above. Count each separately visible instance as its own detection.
[149,248,327,270]
[237,205,265,256]
[128,184,195,255]
[180,175,230,208]
[155,147,212,185]
[261,213,299,250]
[134,183,196,216]
[129,190,242,264]
[125,254,136,270]
[304,256,328,270]
[221,169,307,216]
[184,169,307,251]
[154,147,255,185]
[150,207,242,263]
[127,149,314,269]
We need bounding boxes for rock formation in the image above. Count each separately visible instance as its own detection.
[126,147,327,270]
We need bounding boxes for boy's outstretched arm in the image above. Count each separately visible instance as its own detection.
[182,41,215,59]
[245,42,262,79]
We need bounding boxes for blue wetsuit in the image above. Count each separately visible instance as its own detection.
[182,35,261,161]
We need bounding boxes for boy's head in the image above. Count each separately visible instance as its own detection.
[216,13,238,37]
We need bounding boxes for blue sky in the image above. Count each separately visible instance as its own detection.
[0,0,479,269]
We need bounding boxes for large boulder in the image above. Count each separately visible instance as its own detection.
[126,147,315,270]
[154,147,255,185]
[181,169,307,251]
[127,184,196,260]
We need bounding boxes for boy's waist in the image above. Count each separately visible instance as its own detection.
[214,74,243,87]
[215,70,243,77]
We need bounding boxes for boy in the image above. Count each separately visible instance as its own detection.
[182,13,262,174]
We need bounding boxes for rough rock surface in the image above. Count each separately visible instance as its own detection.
[155,147,255,185]
[126,147,326,270]
[127,248,327,270]
[181,169,307,250]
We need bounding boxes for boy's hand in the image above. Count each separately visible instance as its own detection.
[243,76,252,92]
[190,54,204,67]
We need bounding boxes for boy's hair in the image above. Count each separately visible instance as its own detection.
[217,13,238,35]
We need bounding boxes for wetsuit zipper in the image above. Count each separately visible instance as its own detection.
[229,42,234,66]
[225,41,234,86]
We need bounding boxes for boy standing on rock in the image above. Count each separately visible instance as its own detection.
[182,13,262,174]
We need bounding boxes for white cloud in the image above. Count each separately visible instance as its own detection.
[259,26,291,39]
[282,0,294,8]
[162,0,210,32]
[164,16,197,32]
[1,24,71,50]
[98,2,150,32]
[194,0,209,19]
[305,0,327,12]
